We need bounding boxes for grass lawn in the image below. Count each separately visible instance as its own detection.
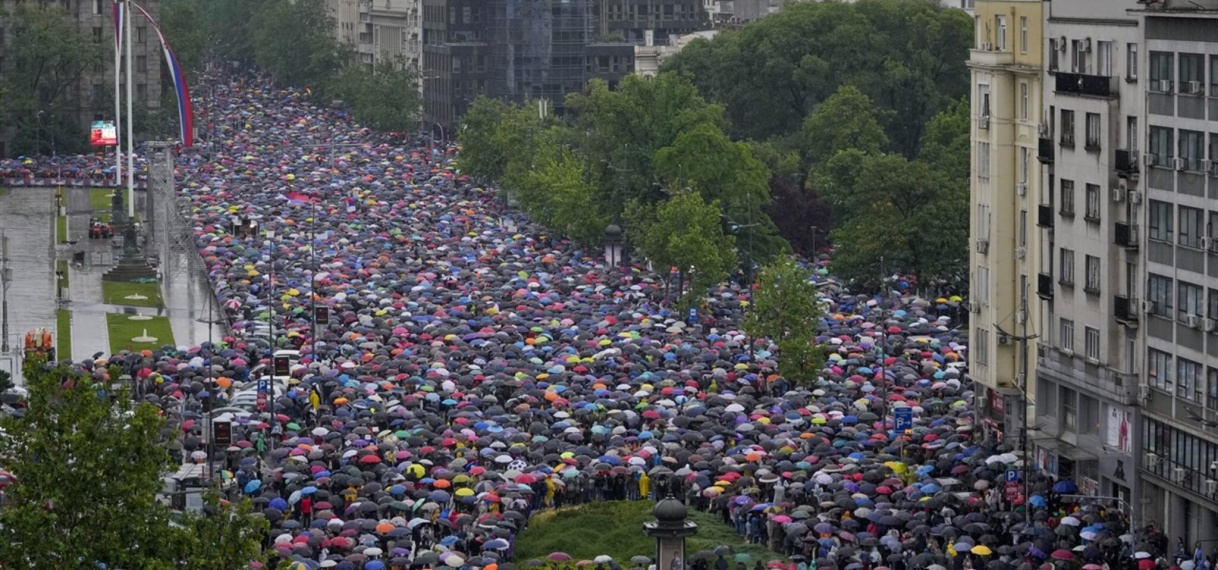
[102,280,162,307]
[56,309,72,360]
[91,188,140,223]
[0,187,8,197]
[56,259,70,290]
[513,501,781,564]
[55,215,67,243]
[105,312,174,354]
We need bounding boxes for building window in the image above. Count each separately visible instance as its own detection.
[1060,318,1075,352]
[93,0,101,14]
[1179,358,1202,402]
[1149,126,1173,163]
[996,15,1007,51]
[136,55,147,73]
[1150,51,1174,89]
[136,83,146,102]
[978,142,991,179]
[1020,82,1029,120]
[137,26,146,44]
[977,266,990,305]
[1179,281,1203,318]
[1180,129,1204,171]
[1060,248,1075,286]
[1128,116,1138,152]
[1060,179,1075,216]
[1050,39,1060,72]
[1060,110,1075,146]
[1209,288,1218,320]
[1149,200,1173,242]
[1072,40,1087,73]
[1148,274,1174,318]
[1180,53,1205,90]
[979,84,991,118]
[1208,368,1218,411]
[1179,206,1203,249]
[1019,147,1029,183]
[92,26,103,43]
[975,328,988,364]
[1127,43,1138,80]
[1097,41,1113,76]
[1085,113,1101,150]
[1020,16,1028,54]
[1062,388,1078,431]
[1019,209,1027,246]
[1085,184,1101,222]
[1210,56,1218,96]
[1148,348,1173,392]
[1085,255,1101,294]
[1085,327,1100,361]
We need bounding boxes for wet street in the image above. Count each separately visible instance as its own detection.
[0,188,57,355]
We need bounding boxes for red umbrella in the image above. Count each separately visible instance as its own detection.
[547,553,572,562]
[359,454,382,464]
[1050,550,1074,561]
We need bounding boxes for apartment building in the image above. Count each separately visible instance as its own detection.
[1128,0,1218,543]
[327,0,423,71]
[1032,0,1143,516]
[967,0,1044,451]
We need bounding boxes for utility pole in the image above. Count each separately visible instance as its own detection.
[997,282,1038,529]
[1,232,10,354]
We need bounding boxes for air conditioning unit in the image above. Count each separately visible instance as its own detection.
[1204,160,1214,174]
[1205,318,1217,333]
[1144,153,1159,167]
[1015,246,1026,260]
[1202,237,1212,251]
[979,115,990,129]
[1059,36,1068,51]
[1187,314,1202,329]
[1129,190,1143,204]
[1210,238,1218,253]
[1081,38,1092,52]
[969,301,981,313]
[1016,310,1027,324]
[1145,451,1160,467]
[1038,123,1050,137]
[1016,183,1027,196]
[1112,187,1126,202]
[1173,467,1187,483]
[998,335,1012,345]
[1049,38,1060,52]
[1142,299,1157,314]
[1173,157,1187,171]
[1207,480,1218,495]
[980,42,993,51]
[976,238,989,253]
[1158,79,1173,93]
[1188,80,1204,95]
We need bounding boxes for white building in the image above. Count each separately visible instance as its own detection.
[1033,0,1143,516]
[327,0,422,72]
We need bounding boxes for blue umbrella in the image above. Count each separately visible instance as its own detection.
[244,479,262,494]
[1053,480,1078,493]
[301,485,318,495]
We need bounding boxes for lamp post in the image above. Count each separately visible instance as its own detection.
[603,224,623,269]
[265,228,277,452]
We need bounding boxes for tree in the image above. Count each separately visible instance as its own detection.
[251,0,343,87]
[326,59,421,131]
[158,0,208,75]
[763,176,831,260]
[457,96,515,183]
[625,191,737,298]
[801,85,890,169]
[744,257,825,383]
[0,362,268,568]
[518,147,609,245]
[0,369,12,393]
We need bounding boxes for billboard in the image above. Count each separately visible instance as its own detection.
[90,121,117,146]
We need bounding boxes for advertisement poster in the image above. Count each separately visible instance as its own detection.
[90,121,117,146]
[1105,405,1131,454]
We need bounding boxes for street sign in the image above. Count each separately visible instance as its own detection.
[256,392,268,411]
[257,379,269,394]
[274,355,290,377]
[687,307,698,325]
[316,306,330,325]
[1004,481,1023,503]
[1005,468,1020,483]
[894,407,913,434]
[213,421,232,445]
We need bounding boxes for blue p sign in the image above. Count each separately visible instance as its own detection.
[1006,469,1019,483]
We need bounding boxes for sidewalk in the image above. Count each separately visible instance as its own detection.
[0,188,57,354]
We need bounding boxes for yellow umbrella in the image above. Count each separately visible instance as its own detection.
[455,488,474,497]
[970,545,992,556]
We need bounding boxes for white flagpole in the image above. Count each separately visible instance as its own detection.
[125,0,135,219]
[114,1,122,196]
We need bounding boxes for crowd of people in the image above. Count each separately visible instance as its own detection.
[6,67,1207,570]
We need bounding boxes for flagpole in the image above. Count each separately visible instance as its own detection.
[114,1,122,194]
[125,0,135,219]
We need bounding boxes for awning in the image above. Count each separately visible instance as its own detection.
[1032,436,1097,462]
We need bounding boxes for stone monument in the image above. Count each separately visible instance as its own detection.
[643,496,698,570]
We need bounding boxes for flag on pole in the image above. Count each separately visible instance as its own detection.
[130,1,195,147]
[112,1,124,51]
[283,191,316,204]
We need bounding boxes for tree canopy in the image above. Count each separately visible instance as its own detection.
[744,257,826,383]
[624,190,738,298]
[323,59,422,132]
[0,362,268,568]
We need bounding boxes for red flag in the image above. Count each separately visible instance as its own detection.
[283,191,315,204]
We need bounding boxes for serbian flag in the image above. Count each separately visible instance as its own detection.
[130,2,194,147]
[284,191,316,204]
[112,1,124,51]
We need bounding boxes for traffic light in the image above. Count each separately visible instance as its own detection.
[316,306,329,325]
[274,355,290,377]
[213,421,232,445]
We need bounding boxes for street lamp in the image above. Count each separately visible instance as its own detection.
[604,223,623,268]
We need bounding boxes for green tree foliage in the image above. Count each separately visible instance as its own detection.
[624,191,737,297]
[251,0,343,87]
[1,3,93,156]
[801,85,890,168]
[325,59,421,131]
[0,370,12,393]
[457,97,515,183]
[197,0,266,64]
[517,148,609,245]
[744,257,825,383]
[662,0,971,158]
[158,0,208,74]
[0,363,268,568]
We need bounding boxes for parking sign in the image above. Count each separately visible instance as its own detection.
[894,407,913,433]
[1005,468,1019,483]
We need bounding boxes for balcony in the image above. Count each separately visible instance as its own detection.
[1055,72,1117,98]
[1037,273,1054,300]
[1038,342,1136,405]
[1115,222,1139,249]
[1037,204,1054,228]
[1038,136,1054,163]
[1115,149,1139,178]
[1114,295,1139,325]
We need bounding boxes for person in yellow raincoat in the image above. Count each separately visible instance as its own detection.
[544,474,556,507]
[639,471,651,500]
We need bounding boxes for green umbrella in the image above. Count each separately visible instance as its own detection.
[734,554,752,564]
